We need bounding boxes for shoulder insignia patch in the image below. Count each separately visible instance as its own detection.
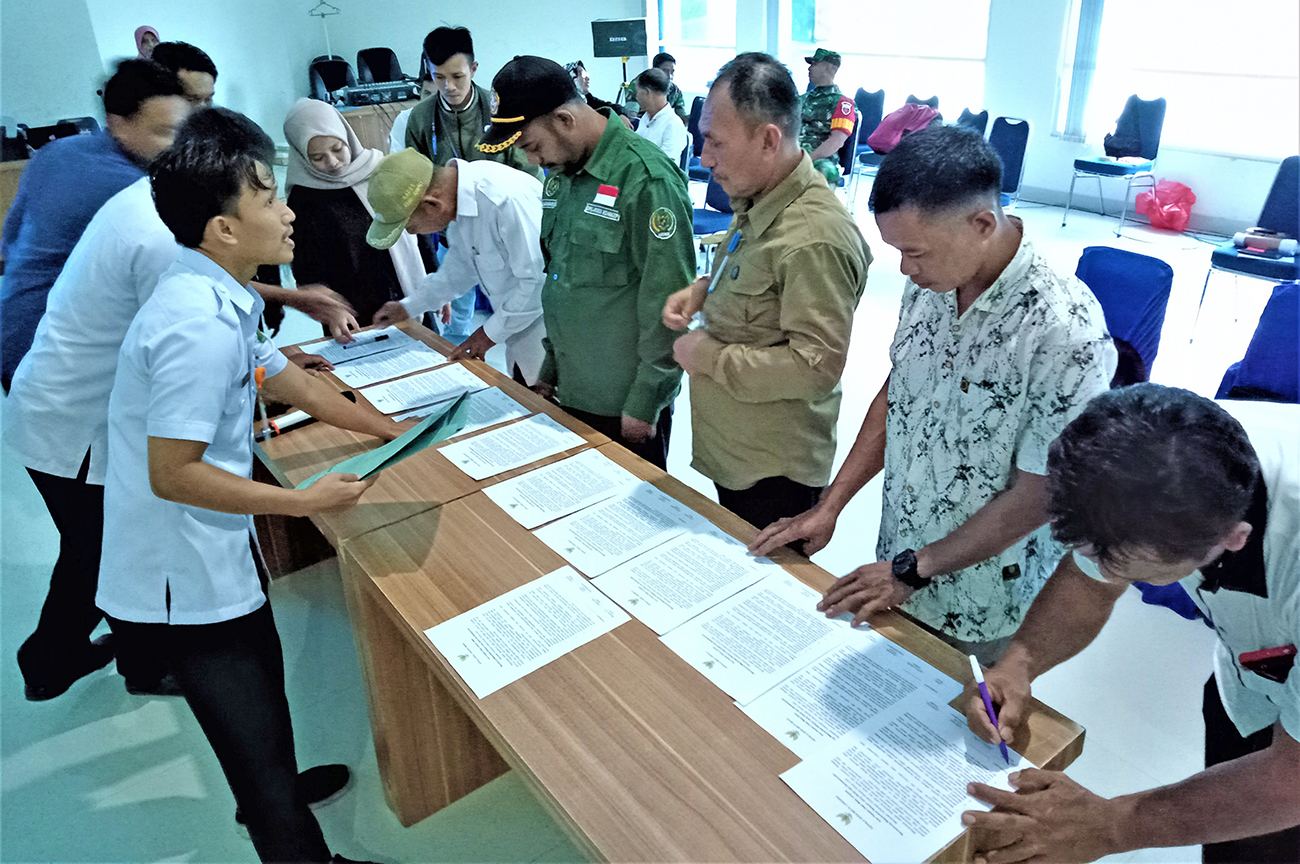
[649,207,677,240]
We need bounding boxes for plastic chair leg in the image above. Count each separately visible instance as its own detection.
[1191,267,1213,342]
[1062,171,1078,227]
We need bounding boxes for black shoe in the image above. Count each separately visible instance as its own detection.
[124,672,184,697]
[235,764,352,825]
[22,634,115,701]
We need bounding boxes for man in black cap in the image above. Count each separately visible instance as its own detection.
[479,55,694,470]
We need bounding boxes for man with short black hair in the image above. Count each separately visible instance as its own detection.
[753,125,1115,664]
[652,52,689,123]
[1,58,188,390]
[151,41,218,107]
[405,27,539,178]
[961,386,1300,864]
[664,52,870,533]
[486,55,694,469]
[100,107,405,862]
[634,68,688,162]
[798,48,855,185]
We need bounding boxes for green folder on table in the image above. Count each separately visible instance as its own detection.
[295,393,472,489]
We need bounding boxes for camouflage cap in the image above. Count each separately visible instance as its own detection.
[804,48,842,66]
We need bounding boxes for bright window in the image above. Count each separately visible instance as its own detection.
[659,0,738,94]
[779,0,991,117]
[1058,0,1299,158]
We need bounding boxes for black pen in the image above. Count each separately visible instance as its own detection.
[343,333,389,350]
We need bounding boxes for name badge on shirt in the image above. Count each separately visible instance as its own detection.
[542,199,557,209]
[584,203,621,222]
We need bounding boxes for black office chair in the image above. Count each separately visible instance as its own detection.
[16,122,80,155]
[309,55,357,102]
[356,48,409,84]
[955,108,989,137]
[988,117,1030,208]
[55,116,100,134]
[905,94,939,109]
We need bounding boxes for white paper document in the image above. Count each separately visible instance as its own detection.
[438,413,586,480]
[424,566,629,699]
[658,573,854,705]
[482,449,641,529]
[300,326,417,364]
[740,633,964,759]
[329,342,447,388]
[395,388,531,438]
[781,698,1024,864]
[591,525,780,635]
[360,363,488,414]
[532,482,705,577]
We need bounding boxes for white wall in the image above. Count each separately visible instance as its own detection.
[1,0,108,127]
[0,0,647,144]
[984,0,1284,236]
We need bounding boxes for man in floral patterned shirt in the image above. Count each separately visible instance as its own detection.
[753,126,1116,662]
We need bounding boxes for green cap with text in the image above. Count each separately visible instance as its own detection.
[365,147,435,250]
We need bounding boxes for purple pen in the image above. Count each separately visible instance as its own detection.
[970,654,1011,764]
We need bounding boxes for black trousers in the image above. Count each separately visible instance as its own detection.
[715,476,822,536]
[1203,675,1300,862]
[106,603,331,863]
[18,459,106,683]
[563,405,673,471]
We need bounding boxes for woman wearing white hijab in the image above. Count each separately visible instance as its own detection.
[282,98,429,336]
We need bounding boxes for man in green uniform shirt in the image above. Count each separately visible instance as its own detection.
[799,48,856,185]
[664,52,870,534]
[480,55,694,470]
[405,27,540,180]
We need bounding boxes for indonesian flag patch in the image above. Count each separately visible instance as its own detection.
[830,97,856,133]
[594,184,619,207]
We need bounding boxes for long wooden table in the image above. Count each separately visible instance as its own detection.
[255,322,1085,862]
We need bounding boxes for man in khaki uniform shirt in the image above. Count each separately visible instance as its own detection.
[665,52,870,532]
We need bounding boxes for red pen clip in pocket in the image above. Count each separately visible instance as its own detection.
[1239,645,1296,684]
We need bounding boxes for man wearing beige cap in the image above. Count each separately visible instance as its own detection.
[368,147,547,383]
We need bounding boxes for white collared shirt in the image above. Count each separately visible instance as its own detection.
[635,104,688,164]
[1074,401,1300,740]
[881,230,1117,642]
[5,178,178,483]
[97,248,288,625]
[400,159,547,381]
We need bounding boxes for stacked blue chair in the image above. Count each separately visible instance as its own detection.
[1196,156,1300,333]
[955,108,989,136]
[1075,245,1175,379]
[1216,281,1299,403]
[988,117,1030,209]
[686,97,709,182]
[693,175,733,237]
[1063,95,1166,233]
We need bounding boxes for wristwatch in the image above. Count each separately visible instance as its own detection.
[892,549,931,590]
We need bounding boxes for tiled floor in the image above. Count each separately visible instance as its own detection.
[0,180,1271,862]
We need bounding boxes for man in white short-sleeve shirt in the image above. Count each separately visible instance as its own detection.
[369,148,547,383]
[98,107,407,862]
[752,126,1115,662]
[4,175,343,700]
[962,385,1300,863]
[633,68,689,164]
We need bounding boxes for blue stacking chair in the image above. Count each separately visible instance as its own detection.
[686,96,710,182]
[1063,95,1166,234]
[955,108,989,136]
[1075,246,1175,378]
[988,117,1030,209]
[1195,156,1300,335]
[693,175,734,272]
[1216,281,1299,403]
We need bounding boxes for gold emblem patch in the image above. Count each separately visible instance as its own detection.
[649,207,677,240]
[544,174,561,198]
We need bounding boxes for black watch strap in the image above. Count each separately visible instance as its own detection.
[892,548,931,589]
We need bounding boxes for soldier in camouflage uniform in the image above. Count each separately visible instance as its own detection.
[798,48,856,185]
